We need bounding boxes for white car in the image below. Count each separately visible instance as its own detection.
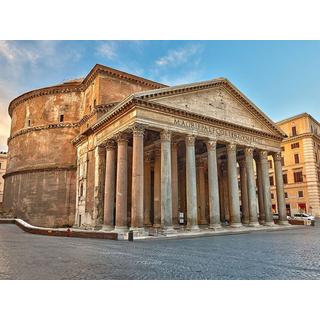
[292,213,315,221]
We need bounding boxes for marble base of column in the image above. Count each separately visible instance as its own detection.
[209,223,223,230]
[248,222,260,227]
[264,221,275,227]
[114,226,129,233]
[101,224,114,231]
[161,226,176,234]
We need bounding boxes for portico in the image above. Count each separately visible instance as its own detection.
[74,78,289,234]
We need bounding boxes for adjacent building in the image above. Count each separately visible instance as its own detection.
[0,151,7,203]
[3,64,289,231]
[269,113,320,216]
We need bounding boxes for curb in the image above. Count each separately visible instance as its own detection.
[0,218,118,240]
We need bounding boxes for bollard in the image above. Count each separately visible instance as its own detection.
[128,230,134,241]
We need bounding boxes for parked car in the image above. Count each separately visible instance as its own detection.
[273,213,291,220]
[292,213,315,221]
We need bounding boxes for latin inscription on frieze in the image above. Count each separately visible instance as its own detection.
[173,118,258,145]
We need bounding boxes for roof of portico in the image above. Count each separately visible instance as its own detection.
[93,77,287,139]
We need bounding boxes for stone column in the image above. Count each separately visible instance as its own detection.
[227,143,242,227]
[259,150,274,226]
[255,157,265,224]
[239,158,249,225]
[153,147,161,228]
[245,147,259,227]
[102,140,116,230]
[273,151,289,225]
[160,130,174,232]
[171,141,179,228]
[206,139,221,229]
[185,135,199,230]
[131,124,145,230]
[93,145,106,228]
[143,151,152,227]
[114,133,129,232]
[197,158,207,226]
[178,161,186,216]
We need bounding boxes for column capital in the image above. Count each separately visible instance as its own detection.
[244,147,254,157]
[226,143,237,152]
[206,139,217,151]
[130,123,145,136]
[144,151,152,162]
[105,139,117,150]
[160,129,172,142]
[185,135,196,146]
[259,150,269,160]
[273,151,282,162]
[115,132,130,143]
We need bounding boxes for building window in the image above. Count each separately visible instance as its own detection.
[269,176,274,186]
[28,119,31,127]
[291,142,300,149]
[284,192,288,198]
[283,174,288,184]
[268,159,273,169]
[281,157,285,166]
[59,114,64,122]
[294,171,303,183]
[292,126,297,137]
[298,191,304,198]
[94,99,96,108]
[281,146,285,151]
[294,153,300,164]
[271,193,274,199]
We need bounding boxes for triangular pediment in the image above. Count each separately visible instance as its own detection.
[134,79,285,138]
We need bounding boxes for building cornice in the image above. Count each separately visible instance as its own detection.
[3,164,76,179]
[282,132,320,144]
[7,122,79,144]
[8,64,166,117]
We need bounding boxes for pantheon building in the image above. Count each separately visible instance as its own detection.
[3,64,289,233]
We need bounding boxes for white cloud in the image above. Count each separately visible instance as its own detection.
[0,40,39,63]
[156,44,201,67]
[97,42,117,59]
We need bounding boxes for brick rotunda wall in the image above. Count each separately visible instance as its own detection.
[3,89,82,227]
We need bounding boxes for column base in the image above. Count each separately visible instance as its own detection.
[230,222,243,228]
[153,223,161,228]
[187,224,200,231]
[161,226,177,234]
[248,222,260,227]
[114,226,129,233]
[209,223,222,230]
[101,224,114,231]
[130,226,145,232]
[278,220,290,226]
[264,221,275,227]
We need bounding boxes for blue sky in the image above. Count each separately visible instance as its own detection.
[1,40,320,151]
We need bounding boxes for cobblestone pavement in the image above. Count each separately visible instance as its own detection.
[1,223,320,279]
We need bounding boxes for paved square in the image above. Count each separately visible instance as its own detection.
[0,223,319,279]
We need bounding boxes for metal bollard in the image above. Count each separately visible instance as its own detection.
[128,230,134,241]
